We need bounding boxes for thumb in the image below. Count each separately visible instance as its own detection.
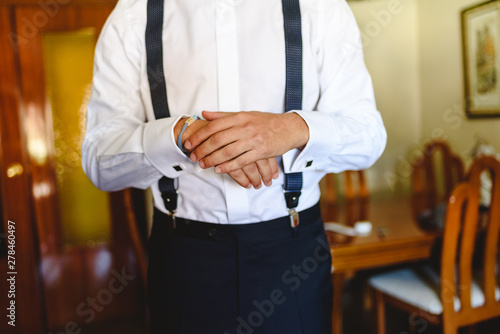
[202,110,231,120]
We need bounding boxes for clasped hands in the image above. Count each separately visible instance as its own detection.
[174,110,309,189]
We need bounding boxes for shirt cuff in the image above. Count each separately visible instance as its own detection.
[143,115,200,178]
[283,110,338,173]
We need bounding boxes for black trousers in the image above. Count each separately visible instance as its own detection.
[148,203,333,334]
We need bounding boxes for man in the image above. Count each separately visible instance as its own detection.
[82,0,386,333]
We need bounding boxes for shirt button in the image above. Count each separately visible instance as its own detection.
[208,228,216,237]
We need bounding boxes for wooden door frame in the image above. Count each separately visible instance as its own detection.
[0,6,47,333]
[12,0,118,257]
[0,2,119,332]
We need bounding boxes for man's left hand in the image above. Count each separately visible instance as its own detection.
[184,110,309,174]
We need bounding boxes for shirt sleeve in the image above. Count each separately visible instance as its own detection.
[81,1,198,192]
[283,0,387,174]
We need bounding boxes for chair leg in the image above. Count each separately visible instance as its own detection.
[442,323,458,334]
[373,289,386,334]
[467,325,477,334]
[332,273,345,334]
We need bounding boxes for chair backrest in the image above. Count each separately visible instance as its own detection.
[440,156,500,331]
[320,170,368,226]
[411,140,465,222]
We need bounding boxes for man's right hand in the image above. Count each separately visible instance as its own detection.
[175,117,279,189]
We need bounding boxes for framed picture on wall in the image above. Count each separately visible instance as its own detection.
[462,0,500,118]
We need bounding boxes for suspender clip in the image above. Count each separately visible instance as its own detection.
[289,209,299,228]
[169,214,176,229]
[162,194,177,230]
[284,191,301,227]
[284,191,301,209]
[161,191,178,215]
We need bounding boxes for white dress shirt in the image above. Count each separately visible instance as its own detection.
[82,0,387,224]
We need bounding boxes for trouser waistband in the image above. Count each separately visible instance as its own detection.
[152,202,322,242]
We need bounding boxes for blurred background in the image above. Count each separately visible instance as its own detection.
[0,0,499,333]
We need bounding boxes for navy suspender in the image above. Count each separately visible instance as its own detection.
[146,0,169,119]
[281,0,303,227]
[146,0,178,215]
[145,0,303,225]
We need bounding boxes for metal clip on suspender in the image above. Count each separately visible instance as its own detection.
[284,172,302,228]
[146,0,304,227]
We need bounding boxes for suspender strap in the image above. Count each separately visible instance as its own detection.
[146,0,304,222]
[282,0,303,111]
[146,0,170,119]
[146,0,177,215]
[282,0,304,219]
[284,172,302,209]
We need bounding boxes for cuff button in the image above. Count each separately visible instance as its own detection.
[305,160,313,168]
[173,165,183,172]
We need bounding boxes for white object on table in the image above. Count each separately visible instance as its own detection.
[324,221,372,236]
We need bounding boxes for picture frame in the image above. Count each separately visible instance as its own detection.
[461,0,500,118]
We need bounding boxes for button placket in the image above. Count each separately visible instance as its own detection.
[215,0,250,223]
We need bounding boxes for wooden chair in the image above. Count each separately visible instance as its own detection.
[320,170,369,226]
[369,156,500,334]
[411,140,465,229]
[319,170,368,333]
[122,189,149,290]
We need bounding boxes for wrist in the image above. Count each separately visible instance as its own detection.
[286,112,309,150]
[176,116,199,152]
[174,117,189,144]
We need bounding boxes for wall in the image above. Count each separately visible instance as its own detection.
[418,0,500,163]
[349,0,421,195]
[350,0,500,196]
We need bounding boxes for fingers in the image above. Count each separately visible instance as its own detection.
[257,158,279,186]
[179,119,209,151]
[214,150,260,174]
[255,159,273,186]
[184,112,235,151]
[190,127,248,165]
[202,110,230,121]
[242,163,262,189]
[227,164,262,189]
[187,112,262,165]
[226,158,280,189]
[269,158,279,179]
[187,111,280,169]
[186,111,305,170]
[227,169,252,189]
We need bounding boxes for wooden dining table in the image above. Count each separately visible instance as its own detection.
[326,195,441,334]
